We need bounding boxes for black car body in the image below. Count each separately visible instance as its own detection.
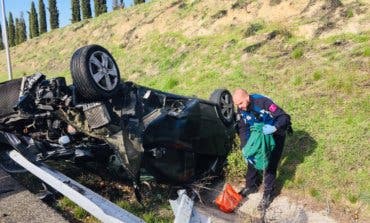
[0,45,236,188]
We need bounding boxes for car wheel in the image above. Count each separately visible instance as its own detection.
[70,45,121,100]
[209,89,235,126]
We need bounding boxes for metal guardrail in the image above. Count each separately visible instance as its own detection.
[7,150,145,223]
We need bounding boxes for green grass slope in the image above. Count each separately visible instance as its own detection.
[0,0,369,221]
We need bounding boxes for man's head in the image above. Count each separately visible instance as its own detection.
[233,88,250,111]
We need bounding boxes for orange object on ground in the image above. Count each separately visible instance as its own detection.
[214,183,243,213]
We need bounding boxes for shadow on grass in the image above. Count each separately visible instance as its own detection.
[276,130,317,194]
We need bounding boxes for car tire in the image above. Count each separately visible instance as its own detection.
[70,45,121,100]
[209,89,235,126]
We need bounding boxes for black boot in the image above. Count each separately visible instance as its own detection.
[257,191,273,211]
[238,186,258,198]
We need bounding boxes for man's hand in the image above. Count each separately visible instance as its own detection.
[262,124,277,135]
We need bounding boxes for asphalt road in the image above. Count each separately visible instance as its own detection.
[0,168,68,223]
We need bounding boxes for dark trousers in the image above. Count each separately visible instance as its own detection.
[245,133,286,194]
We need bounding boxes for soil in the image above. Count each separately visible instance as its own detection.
[193,180,364,223]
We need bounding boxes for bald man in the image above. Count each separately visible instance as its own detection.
[233,88,292,211]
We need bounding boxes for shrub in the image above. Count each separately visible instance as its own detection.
[292,48,304,59]
[226,147,247,178]
[313,71,322,81]
[244,22,264,37]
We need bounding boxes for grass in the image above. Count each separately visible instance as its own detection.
[0,0,369,221]
[57,198,91,221]
[52,165,173,223]
[226,138,247,179]
[364,46,370,56]
[57,197,172,222]
[128,28,370,218]
[291,48,304,59]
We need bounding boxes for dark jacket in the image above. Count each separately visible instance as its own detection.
[237,94,291,148]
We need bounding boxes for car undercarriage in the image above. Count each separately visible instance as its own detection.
[0,44,236,221]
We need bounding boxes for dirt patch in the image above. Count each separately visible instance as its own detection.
[193,180,363,223]
[257,0,307,22]
[298,0,370,38]
[238,192,337,223]
[297,23,320,39]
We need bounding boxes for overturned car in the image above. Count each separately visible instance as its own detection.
[0,45,236,191]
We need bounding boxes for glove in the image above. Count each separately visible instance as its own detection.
[262,124,277,135]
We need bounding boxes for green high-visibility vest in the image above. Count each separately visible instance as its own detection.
[242,123,275,170]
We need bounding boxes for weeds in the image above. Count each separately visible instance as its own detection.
[226,146,247,179]
[313,70,323,81]
[309,188,320,199]
[344,8,354,18]
[363,46,370,57]
[57,197,95,222]
[232,0,255,9]
[292,75,303,86]
[211,10,227,20]
[291,48,304,59]
[177,0,201,18]
[244,22,264,37]
[162,77,179,90]
[348,194,359,204]
[269,0,281,6]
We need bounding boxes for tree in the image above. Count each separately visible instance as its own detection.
[94,0,107,17]
[101,0,107,13]
[81,0,92,19]
[18,13,27,44]
[0,25,4,50]
[48,0,59,29]
[134,0,145,5]
[71,0,81,23]
[94,0,100,16]
[94,0,100,17]
[39,0,47,34]
[112,0,124,10]
[8,12,15,46]
[112,0,118,10]
[29,1,39,38]
[15,18,19,45]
